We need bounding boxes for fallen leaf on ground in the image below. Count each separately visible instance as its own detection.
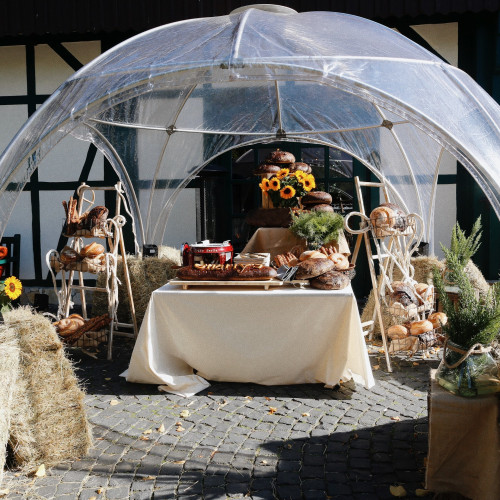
[142,475,156,481]
[143,429,152,435]
[301,412,310,417]
[0,489,9,497]
[139,436,150,441]
[34,464,46,477]
[172,460,186,464]
[175,421,182,426]
[176,426,185,432]
[353,433,359,440]
[260,459,268,465]
[89,497,97,500]
[96,488,103,494]
[413,362,420,366]
[180,410,190,418]
[157,423,165,433]
[109,399,120,406]
[390,484,407,497]
[286,444,293,449]
[268,407,277,414]
[265,397,272,401]
[391,416,401,422]
[207,392,214,395]
[415,489,430,497]
[373,365,380,370]
[245,396,253,400]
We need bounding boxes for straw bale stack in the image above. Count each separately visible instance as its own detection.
[0,325,20,486]
[3,307,92,472]
[360,256,490,336]
[93,245,181,326]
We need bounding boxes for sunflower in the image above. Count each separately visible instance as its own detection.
[294,170,307,181]
[280,185,296,200]
[269,178,281,191]
[4,276,22,300]
[259,178,270,192]
[301,174,316,192]
[276,168,290,180]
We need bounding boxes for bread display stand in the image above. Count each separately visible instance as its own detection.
[345,177,429,372]
[46,182,138,360]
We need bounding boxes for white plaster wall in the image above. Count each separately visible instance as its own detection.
[0,105,28,154]
[0,45,26,95]
[3,192,34,280]
[35,41,101,94]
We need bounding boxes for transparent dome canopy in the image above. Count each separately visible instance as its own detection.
[1,8,499,252]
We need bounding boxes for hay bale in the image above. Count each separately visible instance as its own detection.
[0,325,20,486]
[93,245,181,326]
[4,307,92,471]
[360,256,491,336]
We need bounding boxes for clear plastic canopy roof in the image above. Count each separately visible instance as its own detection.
[1,7,500,252]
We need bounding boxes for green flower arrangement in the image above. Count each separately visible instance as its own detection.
[289,210,344,250]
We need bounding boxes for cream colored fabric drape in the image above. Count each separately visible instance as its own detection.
[124,283,374,397]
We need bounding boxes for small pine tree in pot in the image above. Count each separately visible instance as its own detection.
[289,211,344,250]
[433,220,500,397]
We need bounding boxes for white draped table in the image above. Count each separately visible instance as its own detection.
[124,283,375,396]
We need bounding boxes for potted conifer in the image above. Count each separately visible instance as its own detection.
[433,221,500,397]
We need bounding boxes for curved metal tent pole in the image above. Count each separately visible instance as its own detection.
[427,146,445,253]
[144,83,198,240]
[85,123,145,251]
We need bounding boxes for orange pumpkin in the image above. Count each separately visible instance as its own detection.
[0,246,8,259]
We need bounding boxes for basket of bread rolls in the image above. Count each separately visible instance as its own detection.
[369,202,412,238]
[50,243,107,274]
[385,281,435,320]
[387,311,447,353]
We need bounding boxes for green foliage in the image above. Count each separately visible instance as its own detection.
[289,210,344,250]
[441,216,482,276]
[433,240,500,349]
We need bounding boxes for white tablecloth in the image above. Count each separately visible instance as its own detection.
[123,283,375,396]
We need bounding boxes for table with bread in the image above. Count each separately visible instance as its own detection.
[123,229,375,396]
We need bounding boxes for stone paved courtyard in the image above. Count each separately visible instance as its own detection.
[3,339,440,500]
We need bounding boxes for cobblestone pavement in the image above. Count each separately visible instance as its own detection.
[3,339,441,500]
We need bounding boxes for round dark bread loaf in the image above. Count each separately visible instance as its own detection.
[253,163,281,175]
[290,162,312,173]
[266,149,295,164]
[311,204,334,213]
[310,270,350,290]
[301,191,332,205]
[295,258,335,280]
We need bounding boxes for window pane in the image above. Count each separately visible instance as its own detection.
[329,149,353,178]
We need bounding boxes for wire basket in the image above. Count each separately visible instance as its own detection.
[369,213,417,238]
[388,327,442,355]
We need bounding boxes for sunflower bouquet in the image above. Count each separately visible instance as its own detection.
[259,168,316,208]
[0,275,22,313]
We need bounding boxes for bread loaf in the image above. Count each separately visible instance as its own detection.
[266,149,295,164]
[80,242,105,258]
[309,270,350,290]
[301,191,332,205]
[370,202,407,234]
[327,252,349,270]
[60,246,80,264]
[295,258,335,280]
[409,319,434,336]
[428,312,447,329]
[176,264,277,281]
[299,250,326,261]
[387,325,409,340]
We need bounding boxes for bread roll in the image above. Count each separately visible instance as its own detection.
[295,258,335,280]
[415,283,433,305]
[290,162,312,173]
[370,205,396,230]
[59,246,80,264]
[327,252,349,270]
[253,163,281,175]
[310,204,334,213]
[80,242,105,258]
[54,316,85,337]
[309,270,350,290]
[409,320,434,336]
[266,149,295,164]
[428,312,447,329]
[387,325,409,340]
[299,250,326,261]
